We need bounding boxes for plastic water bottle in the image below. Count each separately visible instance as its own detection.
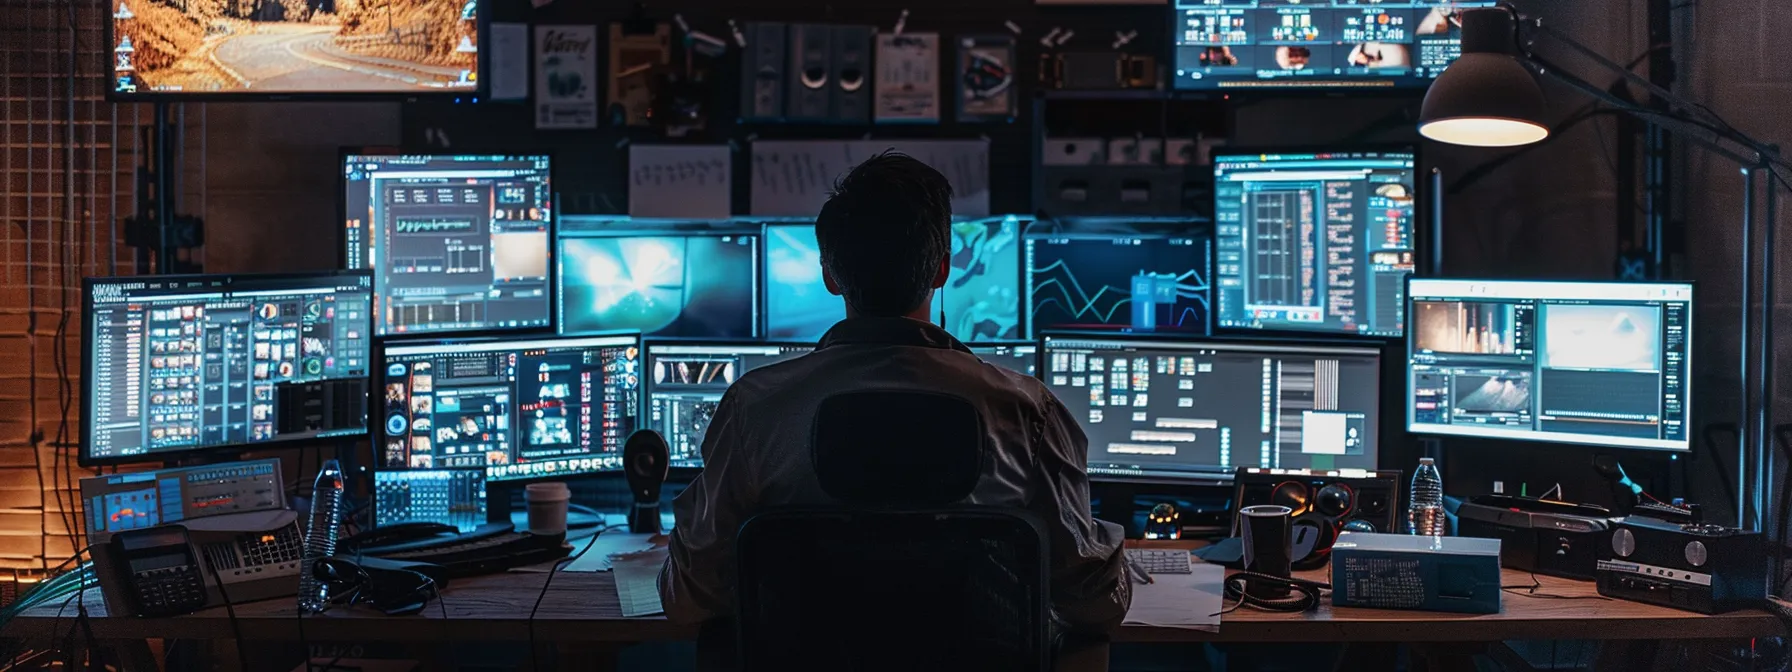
[297,459,344,613]
[1408,457,1447,536]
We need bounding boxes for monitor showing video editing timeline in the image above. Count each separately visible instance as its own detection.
[1406,279,1693,451]
[1027,232,1213,336]
[1213,150,1416,338]
[764,217,1024,342]
[645,342,813,467]
[559,226,759,339]
[1042,336,1381,483]
[83,272,374,465]
[343,154,553,336]
[1171,1,1499,90]
[380,334,643,482]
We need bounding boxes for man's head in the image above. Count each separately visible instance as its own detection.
[815,152,954,319]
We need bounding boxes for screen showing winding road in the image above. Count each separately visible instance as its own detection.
[111,0,479,96]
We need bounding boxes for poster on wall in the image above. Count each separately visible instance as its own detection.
[874,33,940,123]
[534,25,598,130]
[957,35,1018,122]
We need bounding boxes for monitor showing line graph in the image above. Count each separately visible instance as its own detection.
[1026,233,1213,335]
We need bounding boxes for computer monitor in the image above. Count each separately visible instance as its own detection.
[110,0,481,98]
[1405,279,1693,451]
[379,333,643,482]
[1026,231,1213,335]
[374,468,487,532]
[1171,1,1499,91]
[764,217,1024,342]
[83,272,374,466]
[1213,149,1418,337]
[644,341,814,467]
[970,342,1037,378]
[1041,335,1381,483]
[342,153,553,336]
[558,227,760,339]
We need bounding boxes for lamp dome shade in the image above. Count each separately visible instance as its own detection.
[1418,9,1551,147]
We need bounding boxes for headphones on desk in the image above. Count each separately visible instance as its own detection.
[313,557,440,616]
[1220,571,1331,614]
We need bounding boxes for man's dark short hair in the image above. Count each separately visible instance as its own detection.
[814,152,954,317]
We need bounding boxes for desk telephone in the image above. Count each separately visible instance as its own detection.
[110,526,207,617]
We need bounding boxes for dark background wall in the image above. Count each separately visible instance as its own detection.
[5,0,1790,567]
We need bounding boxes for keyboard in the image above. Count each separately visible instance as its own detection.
[1127,548,1193,575]
[363,522,570,578]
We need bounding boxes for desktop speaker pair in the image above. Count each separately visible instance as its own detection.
[1231,468,1402,570]
[740,23,873,123]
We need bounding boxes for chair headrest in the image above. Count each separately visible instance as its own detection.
[811,390,984,507]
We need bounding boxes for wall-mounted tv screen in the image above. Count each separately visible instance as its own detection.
[1171,0,1498,91]
[110,0,481,97]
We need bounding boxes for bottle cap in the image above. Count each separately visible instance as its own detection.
[1419,457,1435,465]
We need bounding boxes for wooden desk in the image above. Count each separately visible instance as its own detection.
[5,567,1779,646]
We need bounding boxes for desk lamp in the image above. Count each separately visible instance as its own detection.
[1415,3,1789,535]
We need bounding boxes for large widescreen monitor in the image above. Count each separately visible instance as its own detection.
[343,153,553,336]
[1171,1,1498,91]
[1213,149,1417,337]
[1406,279,1693,451]
[1041,335,1381,483]
[380,333,643,482]
[83,272,374,465]
[764,216,1024,342]
[644,341,813,468]
[559,226,759,340]
[111,0,481,97]
[1026,231,1213,336]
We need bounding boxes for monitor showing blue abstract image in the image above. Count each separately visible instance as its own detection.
[764,218,1022,342]
[558,232,760,339]
[946,216,1024,341]
[764,223,841,341]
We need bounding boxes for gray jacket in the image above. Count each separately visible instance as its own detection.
[658,316,1131,632]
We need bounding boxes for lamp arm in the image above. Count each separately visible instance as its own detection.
[1499,2,1787,171]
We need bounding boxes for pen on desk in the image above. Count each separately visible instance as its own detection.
[1125,554,1154,585]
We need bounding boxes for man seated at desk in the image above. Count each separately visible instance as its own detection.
[658,152,1132,637]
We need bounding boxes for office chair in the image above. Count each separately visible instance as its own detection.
[733,390,1054,672]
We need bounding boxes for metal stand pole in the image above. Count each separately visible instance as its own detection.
[1758,165,1778,534]
[1739,168,1758,530]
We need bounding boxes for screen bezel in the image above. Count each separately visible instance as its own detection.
[1209,145,1423,340]
[106,0,488,102]
[375,330,645,483]
[339,149,558,338]
[1166,1,1498,93]
[556,226,764,341]
[1022,217,1216,339]
[1401,276,1696,453]
[80,270,375,467]
[1038,331,1385,485]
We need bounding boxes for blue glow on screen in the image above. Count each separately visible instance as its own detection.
[559,233,759,338]
[762,217,1022,342]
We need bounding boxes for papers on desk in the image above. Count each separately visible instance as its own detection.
[1124,558,1225,632]
[564,532,662,573]
[612,549,668,617]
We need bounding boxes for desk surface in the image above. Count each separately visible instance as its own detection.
[5,566,1780,645]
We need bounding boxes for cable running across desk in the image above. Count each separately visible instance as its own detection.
[529,530,605,671]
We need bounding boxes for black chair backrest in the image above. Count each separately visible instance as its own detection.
[811,390,983,506]
[733,390,1052,672]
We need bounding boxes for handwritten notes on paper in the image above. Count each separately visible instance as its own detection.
[749,140,990,218]
[628,145,732,219]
